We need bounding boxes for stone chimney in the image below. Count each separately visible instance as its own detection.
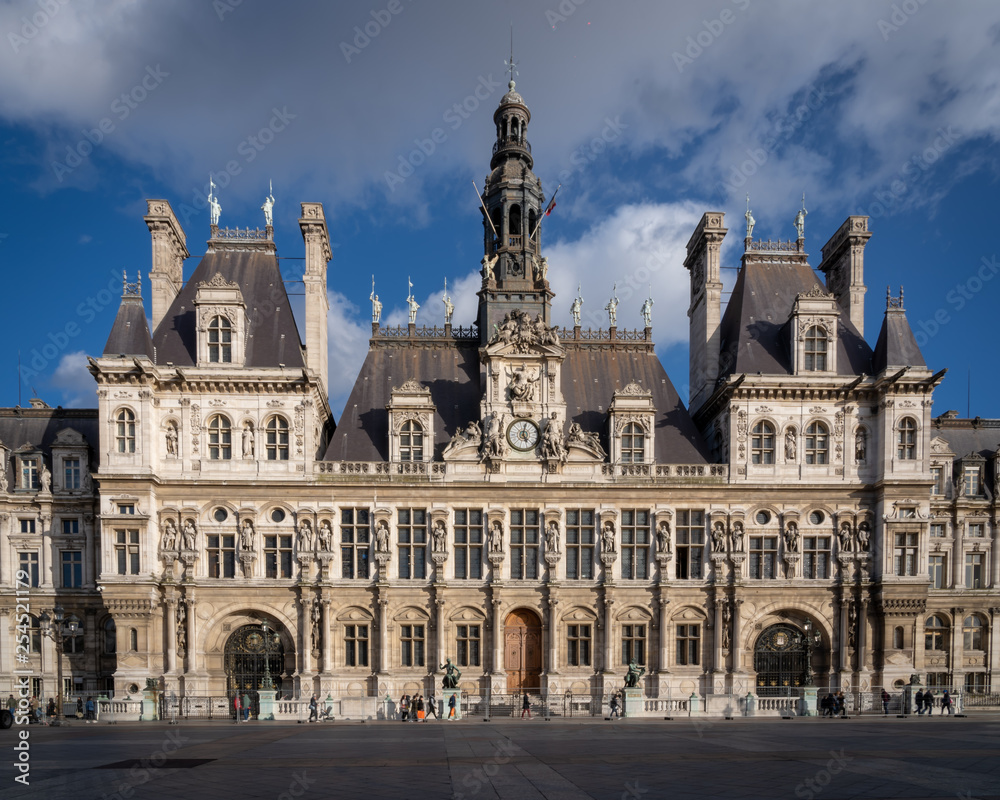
[299,202,332,399]
[144,200,189,332]
[818,216,871,337]
[684,212,727,413]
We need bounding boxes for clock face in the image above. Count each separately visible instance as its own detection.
[507,419,539,451]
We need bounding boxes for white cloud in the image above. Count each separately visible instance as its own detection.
[326,290,371,418]
[49,350,96,407]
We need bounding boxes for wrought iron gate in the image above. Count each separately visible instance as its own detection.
[754,624,807,696]
[224,624,285,715]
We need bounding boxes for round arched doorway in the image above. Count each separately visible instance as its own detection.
[753,624,811,696]
[224,624,286,713]
[504,609,542,691]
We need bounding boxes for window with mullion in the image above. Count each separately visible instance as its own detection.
[64,458,81,489]
[61,550,82,587]
[751,422,775,464]
[893,532,918,576]
[208,415,232,460]
[19,551,39,587]
[965,553,985,589]
[345,624,369,667]
[264,534,293,578]
[397,508,427,580]
[675,510,705,580]
[401,624,425,667]
[567,624,591,667]
[621,624,646,665]
[454,509,483,579]
[21,457,39,489]
[621,509,650,580]
[340,508,371,580]
[510,508,540,579]
[802,536,831,579]
[676,624,700,666]
[207,533,236,578]
[620,422,645,463]
[457,624,481,667]
[265,416,289,460]
[749,535,778,579]
[804,326,827,371]
[565,509,595,580]
[115,530,140,575]
[805,422,829,465]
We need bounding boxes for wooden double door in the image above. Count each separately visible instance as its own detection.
[504,609,542,690]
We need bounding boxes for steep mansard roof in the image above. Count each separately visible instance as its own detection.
[0,407,99,484]
[150,249,304,368]
[104,294,154,359]
[872,306,927,373]
[718,259,873,377]
[324,339,710,464]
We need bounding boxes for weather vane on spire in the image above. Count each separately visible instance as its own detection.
[505,25,518,85]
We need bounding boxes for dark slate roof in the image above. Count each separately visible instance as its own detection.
[324,340,710,464]
[872,308,926,373]
[718,261,873,377]
[151,250,304,368]
[103,295,154,358]
[933,420,1000,461]
[0,407,99,485]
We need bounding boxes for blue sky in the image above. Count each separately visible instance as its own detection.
[1,0,998,420]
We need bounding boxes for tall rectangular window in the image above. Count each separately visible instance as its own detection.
[61,550,82,588]
[929,555,947,589]
[930,466,945,495]
[401,624,425,667]
[19,551,39,587]
[62,518,79,535]
[567,624,591,667]
[510,508,540,580]
[676,624,700,666]
[964,467,981,497]
[565,509,595,580]
[453,509,483,580]
[930,523,945,538]
[965,553,985,589]
[621,624,646,665]
[63,458,81,490]
[749,535,778,579]
[345,624,369,667]
[20,518,36,534]
[893,532,918,576]
[457,624,481,667]
[115,530,140,575]
[207,533,236,578]
[397,508,427,580]
[264,534,293,578]
[802,536,831,579]
[675,510,705,580]
[21,457,39,490]
[340,508,370,580]
[621,509,650,580]
[968,523,985,538]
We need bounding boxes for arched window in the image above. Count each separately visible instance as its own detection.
[208,315,232,363]
[129,628,138,651]
[509,204,522,245]
[208,415,232,460]
[892,626,904,649]
[805,422,829,465]
[265,416,289,461]
[803,326,828,371]
[116,408,136,453]
[620,422,645,464]
[103,618,117,654]
[751,421,775,465]
[925,615,947,651]
[964,615,985,651]
[399,420,424,462]
[897,417,917,460]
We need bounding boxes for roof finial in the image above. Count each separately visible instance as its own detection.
[443,277,454,325]
[208,175,221,227]
[261,180,275,227]
[505,24,518,88]
[745,193,755,243]
[794,192,807,240]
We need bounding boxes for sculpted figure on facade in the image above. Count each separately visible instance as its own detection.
[712,522,727,552]
[656,520,671,553]
[730,521,745,552]
[785,428,797,462]
[602,521,616,553]
[624,659,645,688]
[181,519,197,550]
[641,294,654,328]
[160,519,178,552]
[721,600,732,649]
[176,604,186,652]
[508,367,539,402]
[240,519,255,551]
[375,520,390,553]
[40,463,51,492]
[481,253,496,282]
[570,286,583,326]
[540,413,566,462]
[545,520,560,552]
[310,603,321,652]
[855,429,867,463]
[856,521,871,552]
[565,423,605,458]
[318,520,333,551]
[432,519,447,552]
[298,519,314,552]
[242,423,255,459]
[605,288,618,326]
[838,522,853,552]
[784,521,799,553]
[489,520,504,553]
[165,423,178,457]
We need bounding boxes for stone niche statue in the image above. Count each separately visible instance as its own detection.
[298,519,314,552]
[784,521,799,553]
[488,520,504,553]
[545,520,560,552]
[181,519,197,550]
[602,521,616,553]
[165,423,178,457]
[432,519,447,552]
[375,520,390,552]
[160,519,178,552]
[242,423,255,459]
[240,519,255,551]
[729,521,745,552]
[711,521,727,553]
[656,520,671,553]
[318,520,333,551]
[441,657,462,688]
[624,660,645,688]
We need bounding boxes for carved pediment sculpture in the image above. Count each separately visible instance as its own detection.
[488,308,560,353]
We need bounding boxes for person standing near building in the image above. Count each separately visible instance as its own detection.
[941,690,953,715]
[447,693,457,720]
[836,691,847,718]
[914,688,924,715]
[308,694,318,723]
[400,694,409,721]
[881,688,891,715]
[242,692,251,721]
[923,689,934,715]
[609,693,620,719]
[521,692,531,719]
[425,693,438,720]
[233,694,242,723]
[46,698,56,725]
[85,696,96,723]
[416,694,425,721]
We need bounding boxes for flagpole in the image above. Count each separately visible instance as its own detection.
[530,183,560,241]
[473,181,499,238]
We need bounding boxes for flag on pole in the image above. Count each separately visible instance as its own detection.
[544,184,561,216]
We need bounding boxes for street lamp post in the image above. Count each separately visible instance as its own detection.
[261,619,274,690]
[801,620,822,687]
[38,606,79,727]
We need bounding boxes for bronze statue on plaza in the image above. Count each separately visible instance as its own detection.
[441,657,462,689]
[624,659,645,688]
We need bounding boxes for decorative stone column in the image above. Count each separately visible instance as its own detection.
[656,591,670,696]
[491,596,505,692]
[602,595,615,678]
[321,598,332,675]
[376,597,389,679]
[184,597,198,675]
[435,597,447,674]
[713,593,726,691]
[165,596,177,675]
[731,599,744,675]
[546,596,559,685]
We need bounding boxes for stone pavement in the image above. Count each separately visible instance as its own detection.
[5,715,1000,799]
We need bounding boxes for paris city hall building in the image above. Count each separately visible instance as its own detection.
[2,80,997,714]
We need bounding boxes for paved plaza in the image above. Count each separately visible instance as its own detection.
[5,715,1000,800]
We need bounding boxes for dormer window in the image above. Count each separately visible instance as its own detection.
[964,465,982,496]
[399,420,424,462]
[803,326,828,371]
[620,422,646,464]
[20,456,39,489]
[208,315,232,363]
[63,457,81,490]
[387,381,435,464]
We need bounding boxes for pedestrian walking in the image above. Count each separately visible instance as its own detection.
[85,696,96,723]
[836,691,847,718]
[46,697,56,725]
[233,694,242,723]
[242,692,251,721]
[6,695,15,715]
[426,693,439,720]
[915,688,924,715]
[521,692,531,719]
[609,693,620,719]
[28,697,38,724]
[400,694,409,721]
[923,689,934,715]
[308,694,318,722]
[416,694,425,721]
[941,690,954,715]
[77,697,84,719]
[821,693,835,717]
[881,688,891,715]
[447,693,457,720]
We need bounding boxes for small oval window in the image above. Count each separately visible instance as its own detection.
[755,510,771,525]
[809,510,825,525]
[271,508,286,523]
[214,507,229,522]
